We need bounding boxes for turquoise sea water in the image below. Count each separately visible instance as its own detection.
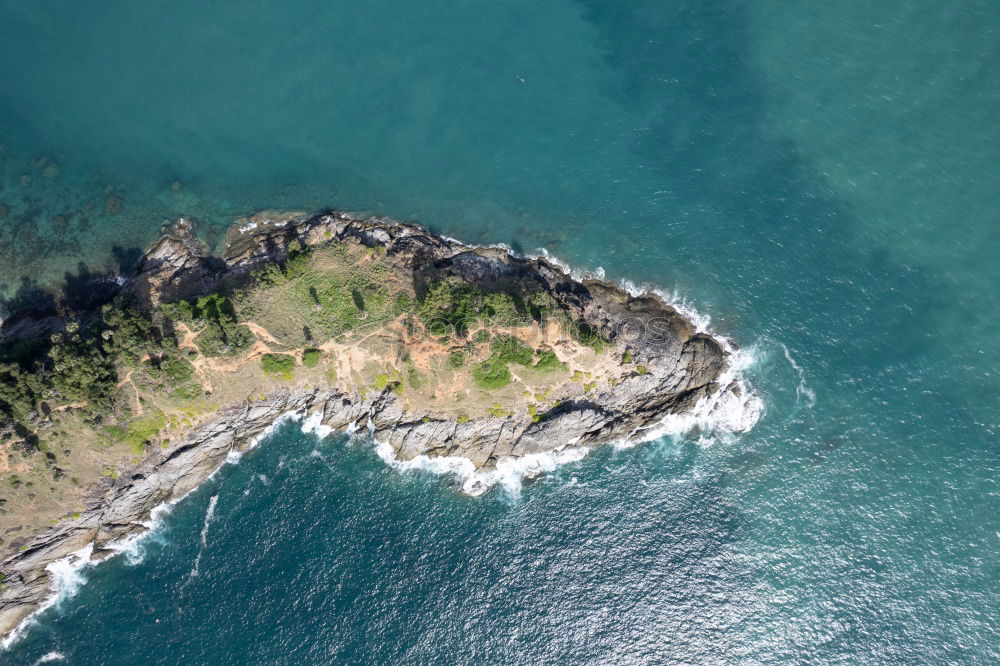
[2,0,998,663]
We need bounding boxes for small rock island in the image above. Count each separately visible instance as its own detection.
[0,211,738,638]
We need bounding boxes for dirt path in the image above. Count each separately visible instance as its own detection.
[241,321,285,346]
[186,322,304,389]
[173,321,205,351]
[51,402,87,413]
[115,369,133,389]
[114,369,144,415]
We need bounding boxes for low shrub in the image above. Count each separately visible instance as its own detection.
[261,354,296,379]
[471,356,511,389]
[533,349,566,372]
[302,349,322,368]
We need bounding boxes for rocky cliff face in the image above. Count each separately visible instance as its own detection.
[0,211,738,641]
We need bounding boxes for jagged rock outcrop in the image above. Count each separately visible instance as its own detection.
[0,210,736,641]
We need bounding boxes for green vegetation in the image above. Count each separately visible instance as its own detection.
[242,241,397,345]
[101,307,160,366]
[157,355,194,384]
[170,384,202,400]
[490,335,533,366]
[533,349,566,372]
[417,277,557,336]
[448,351,465,368]
[568,319,609,353]
[374,373,390,391]
[636,365,649,376]
[163,293,252,356]
[466,338,567,391]
[301,349,322,368]
[622,349,634,364]
[407,367,424,389]
[261,354,296,379]
[104,411,168,455]
[471,356,512,390]
[49,322,118,413]
[253,239,311,286]
[0,315,133,447]
[456,413,469,424]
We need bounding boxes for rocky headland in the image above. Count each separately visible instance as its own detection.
[0,210,751,641]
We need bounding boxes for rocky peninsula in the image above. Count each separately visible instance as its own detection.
[0,210,745,641]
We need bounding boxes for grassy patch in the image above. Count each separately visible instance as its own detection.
[170,384,202,400]
[490,335,533,366]
[238,242,402,347]
[533,349,566,372]
[104,411,167,455]
[407,367,425,389]
[163,293,252,357]
[636,365,649,376]
[488,404,512,418]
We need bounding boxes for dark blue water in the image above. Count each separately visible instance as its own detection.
[2,0,998,663]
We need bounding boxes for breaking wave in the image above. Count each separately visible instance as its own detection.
[0,546,94,651]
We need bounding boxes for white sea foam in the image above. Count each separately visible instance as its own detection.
[188,494,220,579]
[301,410,335,439]
[0,545,94,651]
[32,651,66,664]
[533,247,765,442]
[620,344,765,447]
[225,409,302,464]
[778,341,816,408]
[371,437,595,496]
[199,495,219,548]
[444,232,761,441]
